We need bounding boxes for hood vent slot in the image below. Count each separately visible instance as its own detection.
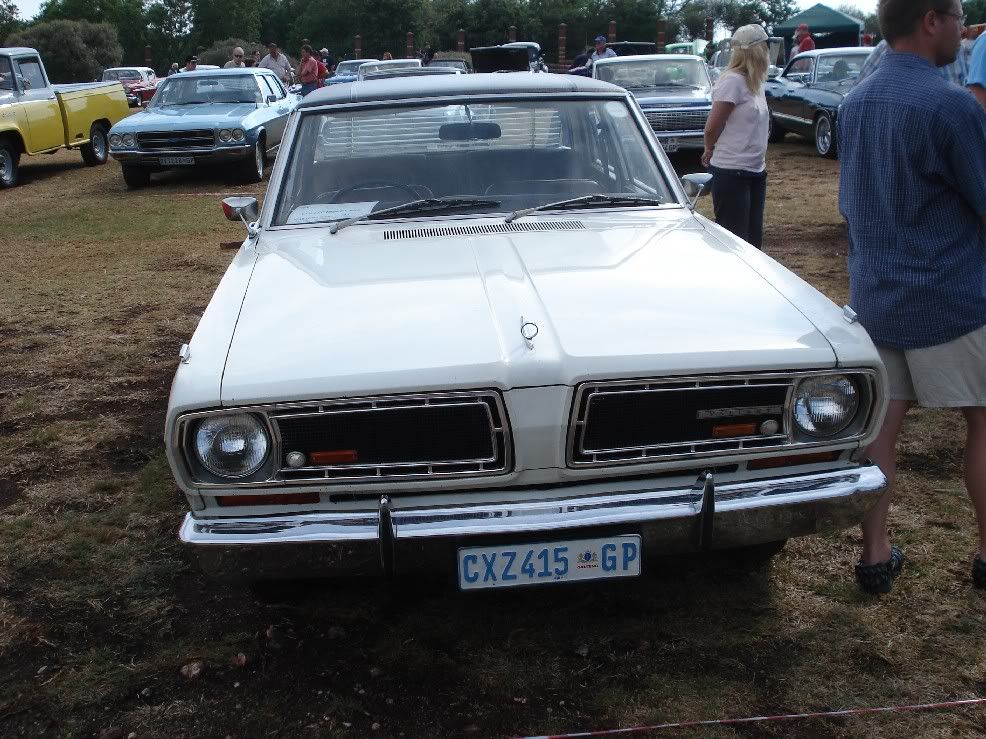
[383,220,585,240]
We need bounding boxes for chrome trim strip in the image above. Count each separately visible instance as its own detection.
[567,370,878,468]
[173,390,513,490]
[771,112,814,125]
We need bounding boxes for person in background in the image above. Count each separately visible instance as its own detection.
[701,24,771,249]
[252,49,262,67]
[315,49,328,86]
[839,0,986,594]
[259,42,292,84]
[590,35,616,62]
[856,23,975,89]
[321,48,335,72]
[224,46,245,69]
[167,62,179,76]
[967,28,986,108]
[569,47,590,69]
[297,45,319,96]
[181,55,197,73]
[794,23,816,53]
[382,51,394,60]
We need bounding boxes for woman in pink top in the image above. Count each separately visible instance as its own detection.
[298,45,319,96]
[701,25,771,248]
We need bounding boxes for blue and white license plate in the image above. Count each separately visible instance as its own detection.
[458,535,641,590]
[662,138,679,153]
[160,156,194,166]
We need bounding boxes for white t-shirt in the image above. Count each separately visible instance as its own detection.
[710,70,768,173]
[259,53,292,81]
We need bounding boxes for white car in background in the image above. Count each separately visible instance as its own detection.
[168,73,888,588]
[357,58,421,80]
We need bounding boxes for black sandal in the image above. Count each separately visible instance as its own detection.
[854,545,904,594]
[973,556,986,590]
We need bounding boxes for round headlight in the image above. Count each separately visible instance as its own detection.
[193,414,270,478]
[109,134,122,147]
[218,128,232,142]
[231,128,245,142]
[793,375,860,437]
[122,133,135,147]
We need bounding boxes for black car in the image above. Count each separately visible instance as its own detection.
[764,47,872,158]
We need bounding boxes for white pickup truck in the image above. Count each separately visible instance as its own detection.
[0,47,130,187]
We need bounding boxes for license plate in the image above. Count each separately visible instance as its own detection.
[457,535,641,590]
[662,138,679,153]
[160,156,194,166]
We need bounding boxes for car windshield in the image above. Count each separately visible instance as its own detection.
[335,60,369,76]
[430,60,467,70]
[815,53,869,82]
[595,58,710,91]
[359,60,420,77]
[103,69,142,81]
[149,75,262,106]
[274,99,675,227]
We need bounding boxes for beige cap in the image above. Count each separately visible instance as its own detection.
[731,24,768,49]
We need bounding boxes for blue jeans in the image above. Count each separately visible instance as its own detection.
[708,165,767,249]
[300,82,318,96]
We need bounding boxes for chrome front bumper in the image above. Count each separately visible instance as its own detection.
[179,465,886,582]
[111,146,252,166]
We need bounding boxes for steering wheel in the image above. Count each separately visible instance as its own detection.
[329,181,431,203]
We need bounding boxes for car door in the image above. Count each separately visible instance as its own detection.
[12,55,63,153]
[771,56,815,134]
[258,75,290,147]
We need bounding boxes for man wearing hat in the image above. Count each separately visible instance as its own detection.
[259,42,292,84]
[181,55,197,73]
[590,35,617,63]
[795,23,815,53]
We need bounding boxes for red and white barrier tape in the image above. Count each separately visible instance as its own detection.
[521,697,986,738]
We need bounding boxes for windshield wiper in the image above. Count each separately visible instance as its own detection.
[329,197,501,234]
[505,194,665,223]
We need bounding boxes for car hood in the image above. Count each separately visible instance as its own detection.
[633,87,712,106]
[113,103,259,129]
[219,212,838,405]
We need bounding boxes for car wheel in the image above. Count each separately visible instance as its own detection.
[121,165,151,189]
[241,136,265,183]
[81,123,109,166]
[814,112,837,159]
[0,140,20,188]
[767,114,786,143]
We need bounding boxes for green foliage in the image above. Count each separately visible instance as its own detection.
[6,19,123,83]
[964,0,986,24]
[0,0,21,44]
[145,0,192,71]
[836,3,879,34]
[191,0,261,50]
[39,0,147,70]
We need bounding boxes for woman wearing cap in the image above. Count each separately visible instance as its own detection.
[701,24,771,249]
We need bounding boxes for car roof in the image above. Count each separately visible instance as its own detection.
[594,53,704,65]
[172,68,279,77]
[105,66,153,72]
[364,67,460,79]
[298,71,624,108]
[791,46,873,59]
[1,47,41,56]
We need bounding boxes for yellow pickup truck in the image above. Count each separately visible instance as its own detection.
[0,47,131,188]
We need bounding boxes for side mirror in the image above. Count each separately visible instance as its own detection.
[266,94,277,104]
[767,66,781,79]
[222,196,260,237]
[19,76,31,90]
[681,172,712,210]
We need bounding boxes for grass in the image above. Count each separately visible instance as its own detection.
[0,145,984,737]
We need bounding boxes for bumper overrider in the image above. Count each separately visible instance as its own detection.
[179,465,887,582]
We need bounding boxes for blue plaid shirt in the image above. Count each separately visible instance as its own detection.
[838,51,986,350]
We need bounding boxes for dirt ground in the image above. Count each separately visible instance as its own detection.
[1,141,983,739]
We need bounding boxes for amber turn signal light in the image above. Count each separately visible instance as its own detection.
[748,451,841,470]
[311,449,359,465]
[712,422,757,438]
[217,492,319,507]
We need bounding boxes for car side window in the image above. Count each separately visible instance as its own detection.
[14,57,47,91]
[0,57,13,91]
[784,57,814,79]
[264,75,286,99]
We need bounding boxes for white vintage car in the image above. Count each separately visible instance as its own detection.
[167,74,888,587]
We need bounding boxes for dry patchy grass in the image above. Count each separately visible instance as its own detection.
[0,143,983,738]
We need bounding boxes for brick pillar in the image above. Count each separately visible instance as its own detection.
[558,23,567,66]
[705,17,713,43]
[144,45,152,67]
[608,20,616,44]
[406,32,414,59]
[354,34,362,59]
[656,19,666,52]
[509,25,517,42]
[457,28,465,52]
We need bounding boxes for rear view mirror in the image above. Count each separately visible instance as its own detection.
[681,172,712,210]
[438,122,502,141]
[266,95,277,104]
[222,196,260,238]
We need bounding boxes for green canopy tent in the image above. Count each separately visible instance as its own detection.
[774,3,864,54]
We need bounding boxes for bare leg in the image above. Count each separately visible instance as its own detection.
[962,407,986,556]
[861,400,912,565]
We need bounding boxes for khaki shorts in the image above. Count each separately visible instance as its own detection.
[877,325,986,407]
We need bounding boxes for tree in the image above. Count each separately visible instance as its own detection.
[145,0,192,71]
[38,0,148,66]
[0,0,21,44]
[191,0,261,50]
[964,0,986,24]
[7,19,122,82]
[836,3,879,34]
[198,37,261,66]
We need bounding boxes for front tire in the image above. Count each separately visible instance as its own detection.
[81,123,109,166]
[768,114,786,143]
[0,140,20,188]
[814,111,837,158]
[121,165,151,189]
[241,136,265,183]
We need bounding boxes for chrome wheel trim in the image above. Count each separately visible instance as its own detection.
[816,117,831,155]
[92,129,107,160]
[255,143,264,178]
[0,148,11,185]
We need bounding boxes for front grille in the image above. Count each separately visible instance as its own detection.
[643,109,709,133]
[272,391,511,481]
[137,129,215,151]
[570,374,795,466]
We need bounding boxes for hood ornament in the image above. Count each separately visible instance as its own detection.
[520,317,539,349]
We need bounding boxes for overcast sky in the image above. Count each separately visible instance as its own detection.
[11,0,880,26]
